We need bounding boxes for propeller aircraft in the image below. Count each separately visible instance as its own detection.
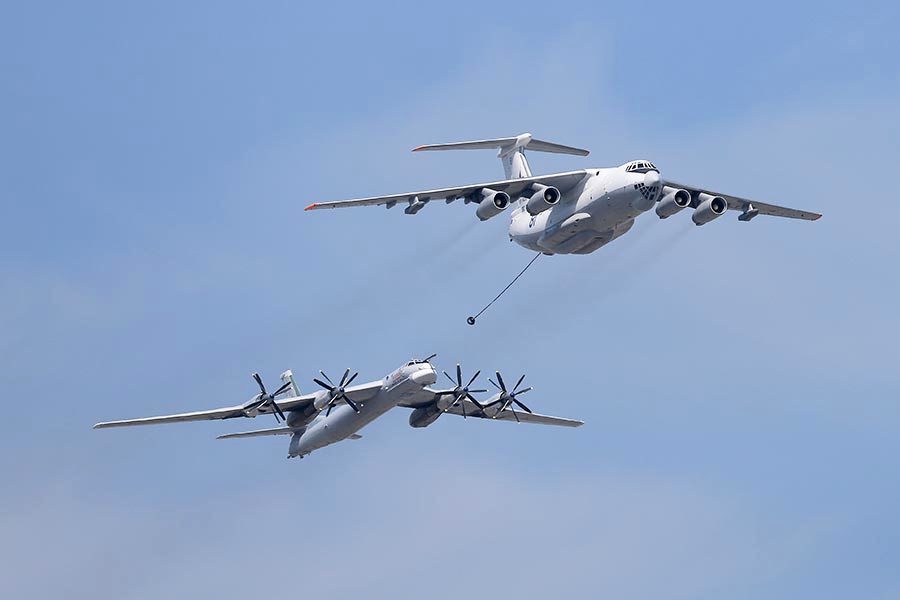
[93,357,582,459]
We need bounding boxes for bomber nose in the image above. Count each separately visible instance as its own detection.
[410,366,436,385]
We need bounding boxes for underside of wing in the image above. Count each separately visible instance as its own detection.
[665,180,822,221]
[304,171,588,211]
[217,426,297,439]
[443,399,584,428]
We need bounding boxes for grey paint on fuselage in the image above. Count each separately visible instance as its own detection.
[508,166,660,255]
[290,361,437,457]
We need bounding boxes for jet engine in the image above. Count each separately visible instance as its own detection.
[692,193,728,225]
[656,187,691,218]
[475,188,510,221]
[525,184,561,215]
[409,403,442,428]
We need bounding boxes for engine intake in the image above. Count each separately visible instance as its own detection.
[656,187,691,219]
[692,193,728,225]
[525,184,561,215]
[475,188,510,221]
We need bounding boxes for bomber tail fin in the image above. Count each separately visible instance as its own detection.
[280,370,301,397]
[412,132,589,180]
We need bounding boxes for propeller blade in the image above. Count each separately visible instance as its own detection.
[459,394,467,419]
[489,378,501,391]
[456,364,463,387]
[509,404,521,423]
[495,372,507,393]
[344,371,359,387]
[466,370,481,389]
[465,393,485,410]
[313,378,334,391]
[514,374,526,393]
[423,353,437,363]
[512,398,532,414]
[273,381,293,396]
[341,394,360,413]
[252,372,266,394]
[326,402,334,417]
[514,387,533,396]
[319,370,335,386]
[271,399,287,421]
[339,368,351,387]
[443,371,456,386]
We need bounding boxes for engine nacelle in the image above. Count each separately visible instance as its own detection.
[525,184,561,216]
[312,390,331,411]
[656,187,691,219]
[409,403,442,428]
[692,193,728,225]
[475,188,510,221]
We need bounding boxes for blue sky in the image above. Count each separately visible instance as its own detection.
[2,1,899,598]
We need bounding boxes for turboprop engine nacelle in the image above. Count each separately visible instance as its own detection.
[692,193,728,225]
[313,390,331,411]
[409,403,442,428]
[656,187,691,218]
[525,184,561,215]
[475,188,510,221]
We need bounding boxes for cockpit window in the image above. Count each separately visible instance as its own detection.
[626,161,658,173]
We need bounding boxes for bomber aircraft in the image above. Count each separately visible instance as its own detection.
[93,357,582,459]
[305,133,821,256]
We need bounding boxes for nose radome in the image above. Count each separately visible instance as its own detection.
[410,367,436,385]
[644,170,660,187]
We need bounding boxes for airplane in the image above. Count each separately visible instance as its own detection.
[305,132,822,257]
[93,357,583,459]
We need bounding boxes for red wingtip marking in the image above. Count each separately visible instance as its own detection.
[411,146,425,152]
[304,203,318,211]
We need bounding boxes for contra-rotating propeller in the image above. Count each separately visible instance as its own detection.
[486,372,533,422]
[437,364,487,419]
[247,372,292,422]
[313,369,361,416]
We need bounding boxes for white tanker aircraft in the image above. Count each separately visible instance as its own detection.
[305,133,821,257]
[93,357,582,459]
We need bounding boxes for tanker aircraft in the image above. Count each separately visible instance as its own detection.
[93,357,582,459]
[305,133,821,256]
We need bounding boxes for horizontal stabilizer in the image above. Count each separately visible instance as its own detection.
[217,427,296,440]
[413,132,589,157]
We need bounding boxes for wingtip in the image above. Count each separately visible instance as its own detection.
[304,203,318,211]
[411,145,426,152]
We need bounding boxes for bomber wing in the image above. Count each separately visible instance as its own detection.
[93,381,383,429]
[443,398,584,428]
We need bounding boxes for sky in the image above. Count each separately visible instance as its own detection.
[1,1,899,598]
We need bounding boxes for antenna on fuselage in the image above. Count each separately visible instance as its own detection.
[466,252,543,326]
